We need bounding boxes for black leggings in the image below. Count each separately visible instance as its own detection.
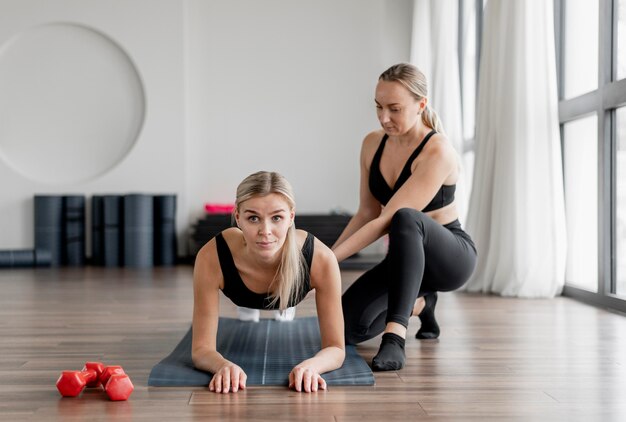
[342,208,477,345]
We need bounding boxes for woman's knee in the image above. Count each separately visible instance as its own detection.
[344,316,385,345]
[390,208,426,235]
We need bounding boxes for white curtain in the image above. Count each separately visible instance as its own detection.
[410,0,468,223]
[463,0,566,297]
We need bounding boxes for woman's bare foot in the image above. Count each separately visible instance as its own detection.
[412,296,426,317]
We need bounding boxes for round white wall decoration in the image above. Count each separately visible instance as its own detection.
[0,23,145,184]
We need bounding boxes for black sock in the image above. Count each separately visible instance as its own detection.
[416,292,440,339]
[372,333,406,371]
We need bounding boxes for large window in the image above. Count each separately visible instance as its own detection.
[556,0,626,311]
[563,116,599,292]
[563,0,599,98]
[616,108,626,296]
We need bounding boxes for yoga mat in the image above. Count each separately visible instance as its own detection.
[0,249,52,268]
[0,250,34,267]
[34,195,63,266]
[148,317,375,387]
[34,249,52,267]
[103,195,123,267]
[63,195,85,266]
[153,195,177,266]
[91,196,104,266]
[123,194,153,268]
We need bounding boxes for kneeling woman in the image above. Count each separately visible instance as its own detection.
[192,171,345,393]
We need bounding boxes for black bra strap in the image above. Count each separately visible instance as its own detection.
[397,130,437,184]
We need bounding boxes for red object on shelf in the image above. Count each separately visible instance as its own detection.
[204,203,235,214]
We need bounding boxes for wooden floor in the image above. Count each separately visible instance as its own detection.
[1,266,626,421]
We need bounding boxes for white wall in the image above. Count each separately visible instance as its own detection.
[0,0,412,255]
[185,0,412,238]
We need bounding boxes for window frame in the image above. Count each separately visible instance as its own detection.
[555,0,626,313]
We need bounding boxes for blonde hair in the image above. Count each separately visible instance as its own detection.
[235,171,306,310]
[379,63,445,134]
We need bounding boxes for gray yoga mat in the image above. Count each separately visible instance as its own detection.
[91,196,104,266]
[103,195,123,267]
[148,317,375,387]
[123,194,153,268]
[34,195,63,266]
[0,249,51,268]
[63,195,85,266]
[153,195,177,266]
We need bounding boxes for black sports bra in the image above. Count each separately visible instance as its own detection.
[215,231,314,309]
[368,130,456,211]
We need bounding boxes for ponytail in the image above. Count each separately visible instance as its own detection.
[268,223,306,310]
[422,105,445,134]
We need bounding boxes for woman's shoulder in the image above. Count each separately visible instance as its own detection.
[308,237,339,290]
[362,129,386,149]
[360,129,386,164]
[196,228,240,263]
[194,236,220,281]
[420,131,458,162]
[294,229,315,250]
[220,227,242,243]
[294,229,329,256]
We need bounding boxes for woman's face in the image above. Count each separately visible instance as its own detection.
[235,193,294,260]
[375,80,426,136]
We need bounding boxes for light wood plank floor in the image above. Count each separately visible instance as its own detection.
[1,266,625,421]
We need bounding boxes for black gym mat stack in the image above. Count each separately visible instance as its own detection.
[123,194,154,268]
[154,195,177,266]
[34,195,64,266]
[91,193,178,268]
[189,213,234,255]
[63,195,86,266]
[189,213,352,256]
[0,249,51,268]
[1,193,177,270]
[92,195,124,267]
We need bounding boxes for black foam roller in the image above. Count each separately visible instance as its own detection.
[34,195,63,267]
[0,250,35,268]
[123,194,153,268]
[34,249,52,267]
[103,195,123,267]
[63,195,85,266]
[91,196,104,266]
[154,195,177,266]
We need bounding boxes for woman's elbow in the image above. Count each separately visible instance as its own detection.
[191,346,208,368]
[334,345,346,366]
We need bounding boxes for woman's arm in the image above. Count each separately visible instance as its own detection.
[333,133,383,250]
[192,240,247,393]
[289,239,345,392]
[333,136,457,262]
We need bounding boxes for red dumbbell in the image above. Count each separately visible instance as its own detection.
[99,365,125,387]
[56,365,101,397]
[83,362,105,387]
[104,373,134,401]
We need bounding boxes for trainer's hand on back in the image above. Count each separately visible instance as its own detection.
[289,364,327,393]
[209,363,247,393]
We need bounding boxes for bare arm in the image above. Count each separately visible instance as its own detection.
[192,240,247,393]
[333,135,457,262]
[332,133,383,251]
[289,239,345,392]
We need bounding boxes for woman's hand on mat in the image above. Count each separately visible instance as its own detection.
[289,365,327,393]
[209,363,247,393]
